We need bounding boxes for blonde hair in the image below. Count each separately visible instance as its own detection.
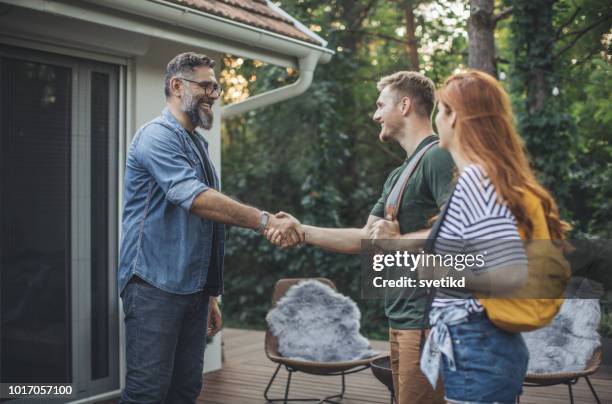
[377,71,435,117]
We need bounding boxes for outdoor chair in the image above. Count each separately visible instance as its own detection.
[518,346,603,404]
[264,277,377,404]
[370,355,396,404]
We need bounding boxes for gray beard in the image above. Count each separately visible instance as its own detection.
[181,90,213,130]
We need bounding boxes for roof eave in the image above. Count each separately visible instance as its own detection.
[6,0,334,116]
[264,0,328,48]
[92,0,334,67]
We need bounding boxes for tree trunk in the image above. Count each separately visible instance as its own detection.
[510,0,569,202]
[405,4,419,70]
[339,0,377,52]
[525,2,554,114]
[468,0,497,77]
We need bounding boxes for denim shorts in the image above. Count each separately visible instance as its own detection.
[442,311,529,404]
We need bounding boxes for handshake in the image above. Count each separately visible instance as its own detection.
[259,210,404,250]
[262,211,306,248]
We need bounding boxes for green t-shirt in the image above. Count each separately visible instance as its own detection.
[370,135,455,329]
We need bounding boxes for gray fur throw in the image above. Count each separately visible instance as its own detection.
[522,279,601,374]
[266,280,378,362]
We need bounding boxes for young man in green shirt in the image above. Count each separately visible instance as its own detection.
[267,71,453,404]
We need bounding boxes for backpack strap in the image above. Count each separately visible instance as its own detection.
[384,140,439,220]
[419,182,457,354]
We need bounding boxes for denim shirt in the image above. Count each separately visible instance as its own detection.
[118,108,225,296]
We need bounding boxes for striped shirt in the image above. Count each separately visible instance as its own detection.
[432,164,528,312]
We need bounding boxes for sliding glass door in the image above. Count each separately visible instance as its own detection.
[0,50,73,385]
[0,44,120,401]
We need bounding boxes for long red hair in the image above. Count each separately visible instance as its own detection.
[437,70,570,240]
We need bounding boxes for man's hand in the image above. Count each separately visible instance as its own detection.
[369,218,401,240]
[207,297,222,337]
[264,211,305,248]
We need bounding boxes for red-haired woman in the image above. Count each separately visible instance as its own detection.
[419,70,569,403]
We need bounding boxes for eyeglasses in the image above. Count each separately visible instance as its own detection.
[178,77,223,97]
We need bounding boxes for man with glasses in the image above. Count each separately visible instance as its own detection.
[118,52,303,403]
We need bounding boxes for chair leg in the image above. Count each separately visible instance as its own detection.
[284,368,293,403]
[263,364,295,404]
[318,372,346,404]
[584,376,602,404]
[264,367,353,404]
[568,382,574,404]
[264,363,283,402]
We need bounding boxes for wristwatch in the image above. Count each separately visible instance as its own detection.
[257,210,270,233]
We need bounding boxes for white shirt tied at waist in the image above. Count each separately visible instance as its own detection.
[420,304,471,388]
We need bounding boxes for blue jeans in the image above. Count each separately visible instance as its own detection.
[442,312,529,404]
[120,277,210,404]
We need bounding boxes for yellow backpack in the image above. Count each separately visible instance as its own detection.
[477,191,571,333]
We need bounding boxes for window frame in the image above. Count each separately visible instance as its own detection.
[0,44,121,401]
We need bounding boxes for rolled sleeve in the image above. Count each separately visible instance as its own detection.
[370,195,385,218]
[168,179,208,211]
[135,123,209,210]
[370,166,402,218]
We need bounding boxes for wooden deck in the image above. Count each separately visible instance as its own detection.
[195,328,612,404]
[98,327,612,403]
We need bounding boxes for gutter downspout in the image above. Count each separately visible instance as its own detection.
[221,51,320,118]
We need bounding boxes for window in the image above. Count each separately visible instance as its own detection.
[0,45,120,398]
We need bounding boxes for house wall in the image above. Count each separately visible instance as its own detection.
[0,3,224,393]
[0,4,223,181]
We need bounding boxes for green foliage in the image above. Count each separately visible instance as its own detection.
[564,59,612,238]
[507,0,611,334]
[220,0,469,339]
[509,0,574,207]
[601,292,612,338]
[220,0,611,338]
[509,0,611,237]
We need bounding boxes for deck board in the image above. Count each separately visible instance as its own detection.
[98,327,611,404]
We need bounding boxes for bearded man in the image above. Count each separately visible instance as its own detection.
[118,52,302,403]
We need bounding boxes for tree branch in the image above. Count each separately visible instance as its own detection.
[496,56,510,64]
[355,0,379,29]
[569,46,604,68]
[554,12,612,58]
[493,6,513,25]
[562,12,612,38]
[554,7,582,41]
[342,29,406,44]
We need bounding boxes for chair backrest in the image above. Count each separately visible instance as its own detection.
[266,278,337,360]
[271,278,336,306]
[584,345,603,374]
[525,341,603,381]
